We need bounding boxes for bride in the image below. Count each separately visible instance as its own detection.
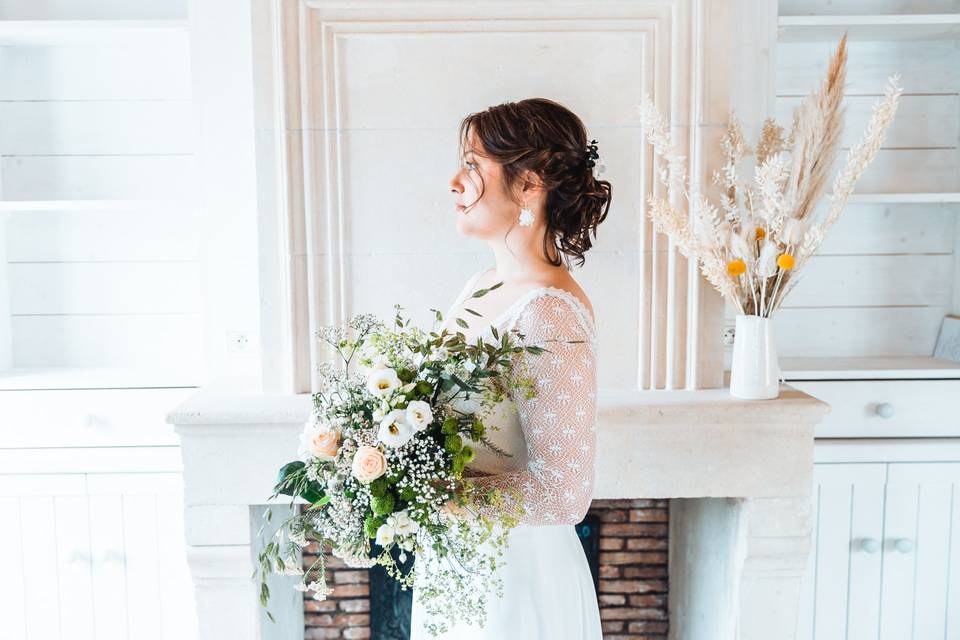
[409,98,613,639]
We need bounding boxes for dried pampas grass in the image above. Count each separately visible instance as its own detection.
[637,33,902,317]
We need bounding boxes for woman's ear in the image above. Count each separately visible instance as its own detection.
[517,169,544,199]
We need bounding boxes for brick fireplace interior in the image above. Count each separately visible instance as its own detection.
[302,498,670,640]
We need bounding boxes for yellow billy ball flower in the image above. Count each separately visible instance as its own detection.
[755,227,766,240]
[777,253,795,270]
[727,259,746,276]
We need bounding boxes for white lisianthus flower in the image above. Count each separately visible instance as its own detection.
[430,346,449,361]
[442,362,457,376]
[387,510,420,536]
[405,400,433,432]
[366,367,401,397]
[461,359,477,374]
[375,522,395,546]
[377,409,414,448]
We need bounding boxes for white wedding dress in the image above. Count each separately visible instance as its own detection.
[409,267,603,639]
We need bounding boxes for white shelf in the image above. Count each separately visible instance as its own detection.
[780,356,960,380]
[844,192,960,205]
[0,366,202,391]
[778,14,960,42]
[0,199,189,212]
[0,19,188,46]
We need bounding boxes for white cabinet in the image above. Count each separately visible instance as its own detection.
[0,471,197,640]
[799,460,960,639]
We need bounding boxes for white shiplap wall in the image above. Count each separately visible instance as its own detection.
[0,0,203,387]
[0,2,201,638]
[723,1,960,362]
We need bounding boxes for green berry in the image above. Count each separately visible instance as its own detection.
[470,420,485,440]
[364,515,378,538]
[441,417,458,435]
[444,434,463,453]
[369,477,387,498]
[371,493,395,516]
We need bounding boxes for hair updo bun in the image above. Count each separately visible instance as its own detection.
[457,98,612,268]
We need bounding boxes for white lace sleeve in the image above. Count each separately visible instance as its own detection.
[470,291,598,526]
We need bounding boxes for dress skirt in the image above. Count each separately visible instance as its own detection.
[409,522,603,639]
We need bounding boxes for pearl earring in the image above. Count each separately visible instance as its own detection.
[518,198,535,227]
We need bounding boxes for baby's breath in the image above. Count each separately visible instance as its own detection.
[255,296,547,634]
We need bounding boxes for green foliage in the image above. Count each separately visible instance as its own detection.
[274,461,325,505]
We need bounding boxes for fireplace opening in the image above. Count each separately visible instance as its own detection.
[302,499,669,639]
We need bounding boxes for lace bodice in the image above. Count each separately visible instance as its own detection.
[441,268,598,526]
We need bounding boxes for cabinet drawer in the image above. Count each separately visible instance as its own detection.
[789,380,960,438]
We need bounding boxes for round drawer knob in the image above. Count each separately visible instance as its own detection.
[875,403,895,419]
[894,537,914,553]
[859,537,880,553]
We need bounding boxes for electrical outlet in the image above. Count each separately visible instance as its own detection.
[227,331,256,354]
[722,325,736,347]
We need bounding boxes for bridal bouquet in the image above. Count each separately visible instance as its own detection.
[254,283,550,635]
[636,32,902,317]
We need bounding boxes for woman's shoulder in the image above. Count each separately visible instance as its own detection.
[529,274,594,324]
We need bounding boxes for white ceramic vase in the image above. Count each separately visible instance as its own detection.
[729,314,781,400]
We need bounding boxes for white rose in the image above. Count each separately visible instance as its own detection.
[366,367,401,397]
[375,522,395,546]
[377,409,414,448]
[405,400,433,432]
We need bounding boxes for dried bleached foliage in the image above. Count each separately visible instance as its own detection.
[637,32,903,317]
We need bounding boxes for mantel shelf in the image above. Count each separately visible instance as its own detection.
[0,365,202,391]
[778,13,960,41]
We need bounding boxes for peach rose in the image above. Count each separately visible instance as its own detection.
[306,426,340,461]
[351,445,387,483]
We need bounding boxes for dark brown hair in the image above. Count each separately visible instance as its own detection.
[457,98,612,268]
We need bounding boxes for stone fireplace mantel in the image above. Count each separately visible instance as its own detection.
[167,378,828,640]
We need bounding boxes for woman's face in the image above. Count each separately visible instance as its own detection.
[449,132,526,239]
